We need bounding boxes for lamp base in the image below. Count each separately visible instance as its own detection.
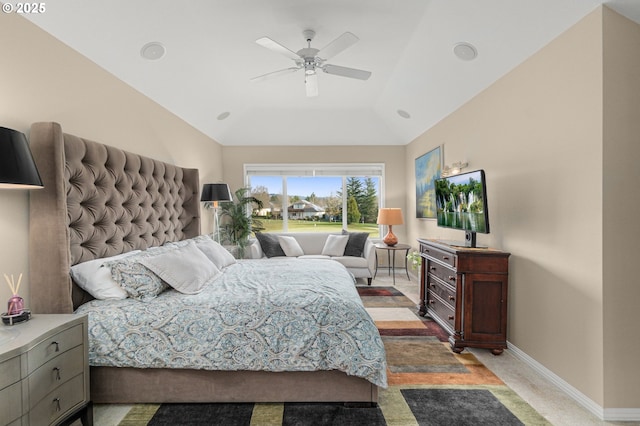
[383,229,398,246]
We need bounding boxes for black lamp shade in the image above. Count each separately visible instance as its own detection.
[200,183,233,202]
[0,127,43,189]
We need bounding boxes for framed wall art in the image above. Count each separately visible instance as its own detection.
[415,145,442,219]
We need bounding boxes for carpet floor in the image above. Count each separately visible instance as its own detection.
[116,286,549,425]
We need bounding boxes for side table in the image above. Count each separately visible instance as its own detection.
[374,243,411,285]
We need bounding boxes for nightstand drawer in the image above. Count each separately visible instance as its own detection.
[28,373,85,426]
[0,381,23,424]
[28,345,85,409]
[28,324,83,374]
[0,355,21,389]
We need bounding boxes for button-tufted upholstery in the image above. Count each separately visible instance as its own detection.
[29,122,200,313]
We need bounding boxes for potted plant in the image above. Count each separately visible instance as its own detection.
[407,250,422,281]
[218,187,264,258]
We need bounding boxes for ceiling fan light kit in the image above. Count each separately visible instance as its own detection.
[252,29,371,97]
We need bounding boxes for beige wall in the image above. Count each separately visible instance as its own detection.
[222,145,406,239]
[406,8,607,405]
[602,8,640,408]
[0,14,223,306]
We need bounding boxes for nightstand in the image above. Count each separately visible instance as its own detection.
[0,314,92,426]
[374,242,411,285]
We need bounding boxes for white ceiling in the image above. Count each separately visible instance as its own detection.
[21,0,640,146]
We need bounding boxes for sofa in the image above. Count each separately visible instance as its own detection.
[248,232,376,285]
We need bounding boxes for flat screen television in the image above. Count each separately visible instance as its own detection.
[434,169,489,248]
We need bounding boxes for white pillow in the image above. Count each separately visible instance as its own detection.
[277,236,304,257]
[70,250,141,300]
[321,234,349,257]
[194,236,237,269]
[139,241,221,294]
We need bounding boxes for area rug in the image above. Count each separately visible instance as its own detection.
[116,286,549,425]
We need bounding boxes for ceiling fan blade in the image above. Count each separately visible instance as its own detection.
[317,32,359,60]
[305,73,318,97]
[250,67,301,82]
[255,37,301,61]
[323,64,371,80]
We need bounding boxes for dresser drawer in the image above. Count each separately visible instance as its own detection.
[0,355,21,390]
[0,381,23,424]
[427,292,455,332]
[27,324,83,374]
[426,261,457,286]
[421,244,456,268]
[28,373,85,426]
[426,277,456,310]
[28,345,85,409]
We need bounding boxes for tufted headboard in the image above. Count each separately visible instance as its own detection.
[28,122,200,313]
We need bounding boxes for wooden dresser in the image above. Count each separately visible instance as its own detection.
[418,239,510,355]
[0,314,91,426]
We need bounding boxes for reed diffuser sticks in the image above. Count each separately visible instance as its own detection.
[4,273,22,295]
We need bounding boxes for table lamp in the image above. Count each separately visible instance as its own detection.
[377,208,404,246]
[200,183,233,243]
[1,126,43,325]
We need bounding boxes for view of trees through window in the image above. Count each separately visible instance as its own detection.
[246,169,382,237]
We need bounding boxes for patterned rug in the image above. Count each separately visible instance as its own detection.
[116,286,549,425]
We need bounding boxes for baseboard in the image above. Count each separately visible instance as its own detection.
[507,342,640,421]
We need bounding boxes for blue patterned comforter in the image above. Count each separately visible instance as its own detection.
[75,259,387,387]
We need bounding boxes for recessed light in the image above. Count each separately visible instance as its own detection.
[217,111,231,121]
[397,109,411,119]
[140,42,166,60]
[453,42,477,61]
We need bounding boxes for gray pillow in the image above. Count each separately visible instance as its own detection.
[255,232,286,258]
[342,230,369,257]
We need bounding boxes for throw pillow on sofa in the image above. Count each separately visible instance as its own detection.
[255,232,286,257]
[277,235,305,257]
[321,234,349,257]
[342,230,369,257]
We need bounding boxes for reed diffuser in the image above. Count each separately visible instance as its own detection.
[4,273,24,316]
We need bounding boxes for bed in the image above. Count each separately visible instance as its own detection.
[27,122,386,404]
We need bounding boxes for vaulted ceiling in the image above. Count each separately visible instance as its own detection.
[22,0,640,146]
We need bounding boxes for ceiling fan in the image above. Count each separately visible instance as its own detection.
[251,29,371,97]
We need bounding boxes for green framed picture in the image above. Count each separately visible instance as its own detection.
[415,146,442,219]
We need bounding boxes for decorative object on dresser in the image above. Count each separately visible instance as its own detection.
[417,239,510,355]
[376,207,404,246]
[0,314,92,425]
[200,183,233,243]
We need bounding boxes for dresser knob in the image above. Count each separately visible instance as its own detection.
[442,256,450,260]
[448,315,454,320]
[448,276,456,281]
[53,367,61,381]
[429,283,435,288]
[51,341,59,352]
[448,296,455,301]
[430,266,436,271]
[429,300,435,304]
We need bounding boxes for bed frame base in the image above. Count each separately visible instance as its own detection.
[91,367,378,403]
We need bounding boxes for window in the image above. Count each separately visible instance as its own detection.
[245,163,384,237]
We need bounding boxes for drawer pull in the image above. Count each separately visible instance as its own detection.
[448,296,455,301]
[429,300,435,304]
[51,341,60,352]
[53,397,61,412]
[430,266,436,271]
[448,275,456,281]
[53,367,61,381]
[429,283,435,288]
[448,315,454,320]
[442,256,450,260]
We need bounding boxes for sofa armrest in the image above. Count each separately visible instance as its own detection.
[363,239,376,276]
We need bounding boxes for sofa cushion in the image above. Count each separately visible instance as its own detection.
[255,232,286,258]
[299,255,331,260]
[332,256,369,268]
[342,230,369,257]
[321,234,349,257]
[278,235,305,257]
